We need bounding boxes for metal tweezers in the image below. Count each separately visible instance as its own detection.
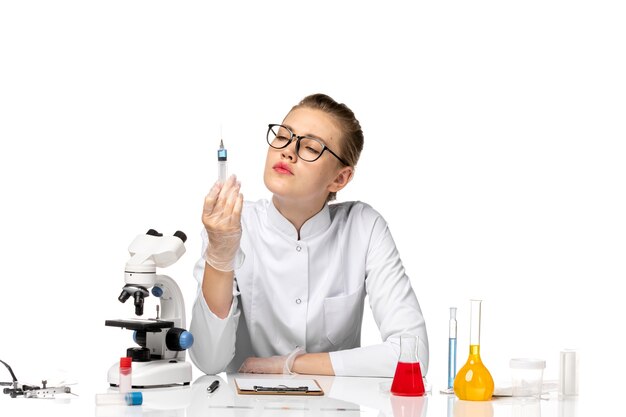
[253,385,309,393]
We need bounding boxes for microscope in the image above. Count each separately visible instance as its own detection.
[105,229,193,387]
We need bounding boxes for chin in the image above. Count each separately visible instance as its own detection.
[263,172,285,196]
[265,177,304,204]
[265,181,289,198]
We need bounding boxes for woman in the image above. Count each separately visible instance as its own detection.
[189,94,428,377]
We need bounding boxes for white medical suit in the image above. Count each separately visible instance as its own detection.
[189,199,428,377]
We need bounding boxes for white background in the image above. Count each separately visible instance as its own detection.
[1,0,624,409]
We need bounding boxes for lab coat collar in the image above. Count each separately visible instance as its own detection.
[267,200,331,241]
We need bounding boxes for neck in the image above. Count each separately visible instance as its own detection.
[272,195,327,238]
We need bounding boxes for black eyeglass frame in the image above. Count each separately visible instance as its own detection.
[266,124,349,166]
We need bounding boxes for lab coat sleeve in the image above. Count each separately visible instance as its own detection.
[329,213,429,378]
[189,231,241,375]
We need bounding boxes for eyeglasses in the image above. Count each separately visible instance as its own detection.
[266,124,349,166]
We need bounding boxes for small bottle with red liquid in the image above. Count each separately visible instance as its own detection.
[390,334,426,396]
[119,357,132,393]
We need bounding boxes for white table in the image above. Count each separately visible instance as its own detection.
[0,373,581,416]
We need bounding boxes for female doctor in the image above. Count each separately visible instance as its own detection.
[189,94,428,377]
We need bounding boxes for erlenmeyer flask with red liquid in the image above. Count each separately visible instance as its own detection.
[390,334,426,396]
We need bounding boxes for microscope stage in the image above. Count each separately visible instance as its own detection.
[105,318,175,331]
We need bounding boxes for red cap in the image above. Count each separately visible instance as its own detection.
[120,357,132,368]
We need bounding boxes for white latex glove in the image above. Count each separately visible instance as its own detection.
[202,175,244,271]
[238,347,306,375]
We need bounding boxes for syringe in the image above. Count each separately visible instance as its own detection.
[448,307,457,390]
[217,139,227,183]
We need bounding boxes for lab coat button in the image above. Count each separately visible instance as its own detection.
[296,245,302,252]
[295,298,302,304]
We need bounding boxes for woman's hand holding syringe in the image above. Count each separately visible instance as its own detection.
[201,175,243,318]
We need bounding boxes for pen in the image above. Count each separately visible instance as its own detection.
[207,380,220,394]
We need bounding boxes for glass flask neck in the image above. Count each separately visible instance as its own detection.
[469,299,482,346]
[399,334,419,363]
[469,344,483,361]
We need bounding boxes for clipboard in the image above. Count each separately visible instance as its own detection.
[234,378,324,396]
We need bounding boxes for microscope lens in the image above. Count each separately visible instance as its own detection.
[133,292,144,316]
[118,290,131,303]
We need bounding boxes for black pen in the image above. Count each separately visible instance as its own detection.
[207,380,220,394]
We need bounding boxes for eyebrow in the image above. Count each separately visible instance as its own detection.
[282,124,327,144]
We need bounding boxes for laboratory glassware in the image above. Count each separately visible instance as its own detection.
[448,307,457,390]
[510,358,545,397]
[559,349,579,396]
[95,392,143,406]
[453,299,494,401]
[390,334,426,396]
[119,357,132,393]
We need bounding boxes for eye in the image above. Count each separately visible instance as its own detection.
[269,126,292,144]
[299,138,324,159]
[304,145,321,155]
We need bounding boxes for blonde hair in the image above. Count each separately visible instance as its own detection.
[291,94,364,201]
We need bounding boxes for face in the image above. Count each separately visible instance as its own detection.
[263,107,353,207]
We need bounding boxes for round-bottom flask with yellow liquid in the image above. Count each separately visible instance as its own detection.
[454,299,494,401]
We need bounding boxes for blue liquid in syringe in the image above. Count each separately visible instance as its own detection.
[448,337,457,389]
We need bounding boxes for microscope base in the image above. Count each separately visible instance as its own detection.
[107,359,192,388]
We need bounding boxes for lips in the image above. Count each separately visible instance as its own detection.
[273,162,293,175]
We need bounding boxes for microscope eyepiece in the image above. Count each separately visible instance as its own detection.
[173,230,187,242]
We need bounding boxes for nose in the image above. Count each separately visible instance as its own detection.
[280,138,298,162]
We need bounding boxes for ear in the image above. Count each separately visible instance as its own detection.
[328,166,354,193]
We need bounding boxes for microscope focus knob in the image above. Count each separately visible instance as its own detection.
[133,330,147,347]
[166,328,194,351]
[127,347,151,362]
